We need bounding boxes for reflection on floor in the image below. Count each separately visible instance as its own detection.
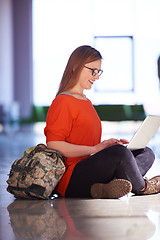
[0,122,160,240]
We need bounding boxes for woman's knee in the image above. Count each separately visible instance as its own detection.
[143,147,155,165]
[102,144,133,163]
[145,147,155,159]
[111,144,133,158]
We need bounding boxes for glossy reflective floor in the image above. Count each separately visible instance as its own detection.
[1,122,160,240]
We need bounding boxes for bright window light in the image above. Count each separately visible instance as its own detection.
[32,0,160,114]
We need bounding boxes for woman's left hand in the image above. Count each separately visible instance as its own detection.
[119,139,129,145]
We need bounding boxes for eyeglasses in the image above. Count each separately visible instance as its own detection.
[84,66,103,76]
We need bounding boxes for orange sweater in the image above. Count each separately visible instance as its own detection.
[44,94,102,197]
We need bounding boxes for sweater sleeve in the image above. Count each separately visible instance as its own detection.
[44,96,75,142]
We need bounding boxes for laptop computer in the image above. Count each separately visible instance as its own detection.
[127,115,160,150]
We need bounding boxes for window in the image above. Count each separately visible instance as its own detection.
[33,0,160,114]
[94,36,134,92]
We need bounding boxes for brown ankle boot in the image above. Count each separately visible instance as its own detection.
[91,179,132,199]
[137,176,160,195]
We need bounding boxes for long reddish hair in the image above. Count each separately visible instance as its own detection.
[56,45,102,96]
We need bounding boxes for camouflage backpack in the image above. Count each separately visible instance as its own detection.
[6,144,65,199]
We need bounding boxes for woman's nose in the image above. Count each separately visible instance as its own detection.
[94,74,99,80]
